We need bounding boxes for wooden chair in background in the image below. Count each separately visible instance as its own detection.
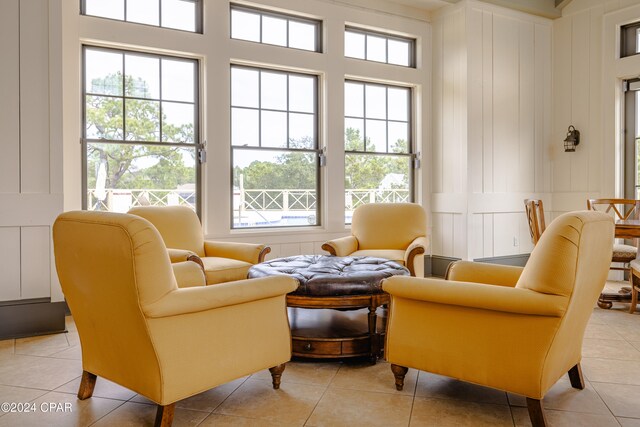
[524,199,546,246]
[587,199,640,311]
[586,199,639,272]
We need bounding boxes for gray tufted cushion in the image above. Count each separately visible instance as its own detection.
[248,255,410,297]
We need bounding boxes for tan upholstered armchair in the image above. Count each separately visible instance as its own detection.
[382,211,614,427]
[322,203,427,276]
[53,211,298,427]
[128,206,270,285]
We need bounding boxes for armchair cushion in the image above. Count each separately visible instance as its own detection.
[352,203,427,250]
[201,257,253,285]
[350,249,406,265]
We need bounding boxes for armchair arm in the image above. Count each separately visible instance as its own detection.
[167,248,204,270]
[382,276,567,317]
[445,261,523,287]
[143,275,299,318]
[204,241,270,264]
[322,236,358,256]
[404,236,428,276]
[171,261,206,288]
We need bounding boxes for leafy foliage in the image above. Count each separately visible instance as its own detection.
[86,72,195,190]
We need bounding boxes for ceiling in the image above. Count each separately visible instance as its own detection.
[383,0,566,19]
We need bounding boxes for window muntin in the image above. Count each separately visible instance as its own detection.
[231,66,319,228]
[344,81,413,223]
[82,0,201,32]
[231,6,321,52]
[83,46,199,213]
[345,27,414,67]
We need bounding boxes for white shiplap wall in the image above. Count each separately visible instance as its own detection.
[0,0,63,302]
[431,0,552,260]
[551,0,640,217]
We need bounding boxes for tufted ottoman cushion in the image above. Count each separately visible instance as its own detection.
[248,255,410,297]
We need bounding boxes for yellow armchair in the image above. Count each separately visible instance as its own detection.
[53,211,298,427]
[382,211,614,427]
[128,206,270,285]
[322,203,428,276]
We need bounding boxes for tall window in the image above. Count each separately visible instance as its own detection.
[82,0,201,32]
[231,5,321,52]
[231,66,319,228]
[344,81,413,222]
[344,27,415,67]
[83,46,200,213]
[624,79,640,199]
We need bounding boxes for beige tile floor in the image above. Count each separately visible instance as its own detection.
[0,283,639,426]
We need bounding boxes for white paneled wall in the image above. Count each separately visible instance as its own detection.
[0,0,63,303]
[431,0,552,260]
[551,0,640,216]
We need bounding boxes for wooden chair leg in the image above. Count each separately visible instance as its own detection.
[526,398,547,427]
[568,363,585,390]
[77,371,97,400]
[390,364,408,391]
[269,364,286,390]
[154,403,175,427]
[631,272,639,314]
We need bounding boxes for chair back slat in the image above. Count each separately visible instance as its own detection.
[524,199,545,245]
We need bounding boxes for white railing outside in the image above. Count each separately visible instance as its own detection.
[88,188,410,225]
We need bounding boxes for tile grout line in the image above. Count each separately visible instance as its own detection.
[302,361,342,426]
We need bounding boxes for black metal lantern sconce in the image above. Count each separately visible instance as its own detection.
[564,125,580,152]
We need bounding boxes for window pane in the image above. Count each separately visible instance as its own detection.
[289,21,316,51]
[388,39,410,66]
[345,82,364,117]
[289,75,314,113]
[345,31,365,59]
[233,148,318,227]
[85,0,124,20]
[388,87,409,121]
[161,59,194,102]
[161,0,196,31]
[261,111,288,148]
[262,16,287,46]
[345,118,365,151]
[345,153,411,218]
[125,54,159,99]
[365,85,386,119]
[87,143,196,212]
[85,50,123,96]
[231,9,261,42]
[366,35,387,62]
[232,68,259,108]
[162,102,194,143]
[127,0,159,26]
[261,72,287,110]
[125,99,160,141]
[86,96,123,140]
[388,122,409,153]
[232,108,259,147]
[289,113,314,149]
[365,119,387,152]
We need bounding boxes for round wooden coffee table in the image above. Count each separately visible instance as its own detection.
[247,255,410,363]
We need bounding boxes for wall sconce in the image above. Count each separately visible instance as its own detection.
[564,125,580,152]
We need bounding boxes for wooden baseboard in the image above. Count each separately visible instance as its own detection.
[0,299,66,339]
[473,254,530,267]
[424,255,461,278]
